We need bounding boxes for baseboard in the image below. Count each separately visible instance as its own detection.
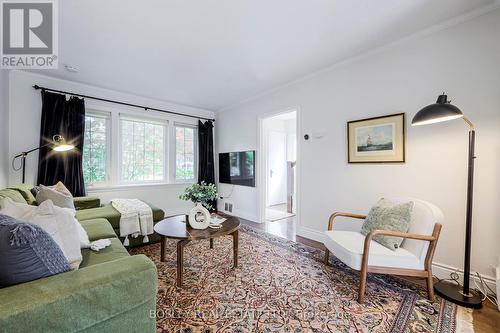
[297,226,497,293]
[297,226,325,242]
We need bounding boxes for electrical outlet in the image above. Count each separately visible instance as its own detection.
[224,202,233,213]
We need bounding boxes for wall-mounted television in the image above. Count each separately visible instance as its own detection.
[218,151,255,187]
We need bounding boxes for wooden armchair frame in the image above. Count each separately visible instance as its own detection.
[324,212,442,304]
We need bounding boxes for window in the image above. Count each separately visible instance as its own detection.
[175,125,195,181]
[82,109,200,188]
[120,118,165,182]
[83,113,109,185]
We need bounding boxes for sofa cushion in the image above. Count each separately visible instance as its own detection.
[0,255,157,333]
[76,204,121,227]
[0,214,71,287]
[80,218,117,241]
[0,189,27,206]
[76,203,165,229]
[8,184,37,205]
[73,196,101,210]
[80,238,130,268]
[324,230,422,271]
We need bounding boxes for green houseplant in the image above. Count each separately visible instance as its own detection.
[179,181,218,211]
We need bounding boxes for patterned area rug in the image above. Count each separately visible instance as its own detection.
[130,225,468,332]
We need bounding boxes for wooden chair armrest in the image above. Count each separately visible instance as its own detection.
[327,212,367,231]
[362,229,440,269]
[363,230,437,265]
[366,230,436,242]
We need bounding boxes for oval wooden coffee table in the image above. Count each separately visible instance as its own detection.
[154,215,241,287]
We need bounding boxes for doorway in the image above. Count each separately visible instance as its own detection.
[259,110,297,238]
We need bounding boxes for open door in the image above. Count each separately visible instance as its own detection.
[260,110,297,228]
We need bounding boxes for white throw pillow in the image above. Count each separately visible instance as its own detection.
[62,207,90,249]
[36,184,75,210]
[75,222,91,249]
[52,181,73,197]
[49,204,84,269]
[0,199,65,249]
[0,198,83,270]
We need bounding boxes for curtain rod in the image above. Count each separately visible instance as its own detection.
[32,85,215,122]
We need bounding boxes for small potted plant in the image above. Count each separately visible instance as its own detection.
[179,182,218,223]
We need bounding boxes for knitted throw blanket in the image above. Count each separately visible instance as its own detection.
[110,199,154,246]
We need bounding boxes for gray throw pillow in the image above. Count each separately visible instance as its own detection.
[361,198,414,251]
[0,214,71,287]
[36,185,75,210]
[30,185,41,199]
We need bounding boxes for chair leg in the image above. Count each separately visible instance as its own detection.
[324,248,330,264]
[358,269,368,304]
[426,272,435,302]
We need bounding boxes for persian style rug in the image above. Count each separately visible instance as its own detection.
[130,225,472,333]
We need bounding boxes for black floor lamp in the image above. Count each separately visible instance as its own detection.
[412,93,482,309]
[12,135,75,183]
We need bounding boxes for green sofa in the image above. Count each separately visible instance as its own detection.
[76,203,164,247]
[2,184,166,247]
[0,186,161,332]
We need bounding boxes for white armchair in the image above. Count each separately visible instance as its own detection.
[323,198,443,304]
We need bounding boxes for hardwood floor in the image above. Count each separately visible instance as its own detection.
[239,217,500,333]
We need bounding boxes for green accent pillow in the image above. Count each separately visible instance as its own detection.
[8,184,37,205]
[361,198,414,251]
[0,189,27,208]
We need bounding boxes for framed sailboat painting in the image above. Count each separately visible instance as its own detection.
[347,113,405,163]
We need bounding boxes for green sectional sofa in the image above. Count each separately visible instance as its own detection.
[1,184,166,247]
[76,203,165,247]
[0,185,163,332]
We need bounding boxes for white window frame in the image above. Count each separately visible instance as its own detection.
[83,111,112,188]
[171,122,198,184]
[82,102,204,191]
[118,114,169,185]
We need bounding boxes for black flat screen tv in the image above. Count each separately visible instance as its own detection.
[218,151,255,187]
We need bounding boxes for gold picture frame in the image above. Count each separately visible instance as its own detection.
[347,113,405,163]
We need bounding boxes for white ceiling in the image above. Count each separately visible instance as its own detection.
[32,0,497,111]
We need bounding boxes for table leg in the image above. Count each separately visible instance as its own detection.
[160,236,165,262]
[232,230,239,268]
[210,238,214,249]
[177,240,190,288]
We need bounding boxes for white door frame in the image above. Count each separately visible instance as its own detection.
[257,107,301,226]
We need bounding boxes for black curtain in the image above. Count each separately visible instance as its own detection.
[198,120,216,210]
[37,91,86,197]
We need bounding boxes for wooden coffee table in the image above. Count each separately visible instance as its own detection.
[153,215,241,287]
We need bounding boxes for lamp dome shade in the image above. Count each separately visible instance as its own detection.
[53,144,75,152]
[412,94,463,126]
[52,135,75,152]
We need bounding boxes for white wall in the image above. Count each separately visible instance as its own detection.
[8,70,215,216]
[0,70,9,188]
[216,9,500,281]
